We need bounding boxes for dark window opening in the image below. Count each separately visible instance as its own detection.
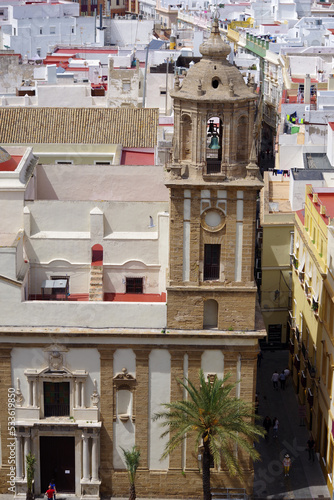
[204,244,220,280]
[212,78,219,89]
[44,381,70,417]
[126,277,143,294]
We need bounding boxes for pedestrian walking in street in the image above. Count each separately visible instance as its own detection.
[255,393,259,414]
[279,370,286,390]
[263,415,272,440]
[273,417,279,438]
[257,350,263,367]
[307,435,315,462]
[272,370,279,390]
[283,453,291,476]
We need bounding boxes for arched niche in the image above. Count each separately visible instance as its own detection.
[203,299,218,328]
[92,244,103,266]
[181,114,192,161]
[113,368,136,422]
[236,116,248,161]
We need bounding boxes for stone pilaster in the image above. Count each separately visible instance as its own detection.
[186,351,202,470]
[134,349,150,469]
[98,348,114,496]
[169,350,185,470]
[224,351,239,396]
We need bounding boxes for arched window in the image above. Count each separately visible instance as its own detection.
[203,299,218,328]
[91,244,103,266]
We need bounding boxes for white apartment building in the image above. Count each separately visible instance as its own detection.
[0,1,104,59]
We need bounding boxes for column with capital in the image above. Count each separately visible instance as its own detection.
[82,432,90,482]
[23,429,31,479]
[28,380,33,407]
[15,433,23,480]
[32,378,37,407]
[81,381,85,408]
[133,349,150,469]
[91,431,99,482]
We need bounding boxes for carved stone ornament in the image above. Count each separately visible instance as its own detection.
[15,378,23,407]
[90,379,100,408]
[114,367,134,380]
[207,373,217,384]
[49,351,64,371]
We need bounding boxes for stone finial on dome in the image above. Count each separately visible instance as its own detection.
[199,17,231,60]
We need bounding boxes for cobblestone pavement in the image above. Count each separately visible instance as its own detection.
[254,349,330,500]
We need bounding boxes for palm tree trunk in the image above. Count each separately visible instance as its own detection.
[202,438,211,500]
[129,482,136,500]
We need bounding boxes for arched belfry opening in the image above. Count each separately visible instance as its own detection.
[206,116,222,174]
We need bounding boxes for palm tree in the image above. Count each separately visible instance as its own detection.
[121,445,141,500]
[153,370,264,500]
[26,452,36,500]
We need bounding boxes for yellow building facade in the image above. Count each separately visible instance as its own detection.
[290,185,334,495]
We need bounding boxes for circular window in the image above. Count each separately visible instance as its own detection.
[201,209,226,232]
[212,78,219,89]
[205,211,221,227]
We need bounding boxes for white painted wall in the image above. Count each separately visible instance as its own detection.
[0,301,167,328]
[149,349,170,469]
[201,350,224,380]
[0,191,24,233]
[113,349,136,468]
[327,123,334,167]
[35,165,168,201]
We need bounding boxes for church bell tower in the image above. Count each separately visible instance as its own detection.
[166,18,263,332]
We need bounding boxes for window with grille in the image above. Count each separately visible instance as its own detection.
[44,382,70,417]
[126,277,143,294]
[204,244,220,280]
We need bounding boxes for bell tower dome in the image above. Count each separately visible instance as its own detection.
[169,17,259,180]
[165,18,264,332]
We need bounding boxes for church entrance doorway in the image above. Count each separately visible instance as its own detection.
[40,436,75,493]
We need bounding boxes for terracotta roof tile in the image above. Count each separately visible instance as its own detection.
[0,107,159,148]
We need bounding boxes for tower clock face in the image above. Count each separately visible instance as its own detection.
[201,209,225,232]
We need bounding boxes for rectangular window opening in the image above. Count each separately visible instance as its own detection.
[204,244,220,281]
[44,381,70,417]
[126,277,143,294]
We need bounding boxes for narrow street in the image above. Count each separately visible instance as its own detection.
[254,349,330,499]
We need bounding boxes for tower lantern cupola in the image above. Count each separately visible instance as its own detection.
[169,17,259,180]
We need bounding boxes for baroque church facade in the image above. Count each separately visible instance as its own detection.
[0,19,265,499]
